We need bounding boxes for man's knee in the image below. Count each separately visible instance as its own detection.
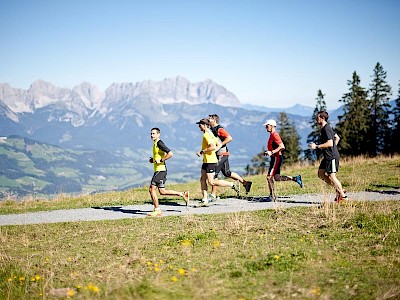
[327,173,337,181]
[208,178,217,186]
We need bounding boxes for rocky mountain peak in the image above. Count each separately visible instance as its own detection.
[1,76,242,119]
[72,82,104,109]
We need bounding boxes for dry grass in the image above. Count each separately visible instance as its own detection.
[0,155,399,299]
[1,154,399,214]
[1,199,400,299]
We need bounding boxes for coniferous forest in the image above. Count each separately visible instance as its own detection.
[248,62,400,174]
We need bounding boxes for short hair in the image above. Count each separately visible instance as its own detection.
[209,114,220,123]
[151,127,160,133]
[317,111,329,121]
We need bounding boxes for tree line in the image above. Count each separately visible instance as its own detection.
[247,62,400,174]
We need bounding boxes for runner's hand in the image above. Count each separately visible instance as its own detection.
[264,151,272,156]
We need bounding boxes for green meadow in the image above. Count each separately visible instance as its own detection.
[0,155,399,299]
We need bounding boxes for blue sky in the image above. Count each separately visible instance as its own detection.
[1,0,399,109]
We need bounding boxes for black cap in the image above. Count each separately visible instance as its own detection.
[196,118,209,125]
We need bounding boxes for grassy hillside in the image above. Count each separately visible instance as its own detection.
[1,203,399,298]
[0,136,151,197]
[0,156,399,299]
[1,155,399,214]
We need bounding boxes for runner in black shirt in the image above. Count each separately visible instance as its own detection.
[309,111,347,202]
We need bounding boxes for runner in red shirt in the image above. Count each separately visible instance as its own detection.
[263,119,303,200]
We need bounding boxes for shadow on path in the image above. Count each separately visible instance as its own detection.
[240,195,321,205]
[92,206,149,215]
[366,187,400,195]
[92,205,183,215]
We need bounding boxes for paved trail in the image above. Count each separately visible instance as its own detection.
[0,191,399,226]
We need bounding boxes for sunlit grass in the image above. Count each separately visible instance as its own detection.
[0,153,399,299]
[1,154,399,214]
[1,200,399,299]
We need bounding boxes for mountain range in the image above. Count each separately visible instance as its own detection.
[0,77,337,198]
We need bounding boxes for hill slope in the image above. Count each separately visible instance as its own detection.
[0,136,152,197]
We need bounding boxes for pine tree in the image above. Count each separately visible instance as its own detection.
[367,62,392,155]
[278,112,301,164]
[392,80,400,154]
[245,164,251,176]
[336,71,370,156]
[304,89,327,162]
[249,147,269,174]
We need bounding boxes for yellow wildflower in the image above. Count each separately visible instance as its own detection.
[213,240,221,248]
[311,287,321,296]
[67,289,75,297]
[181,239,192,246]
[171,276,178,282]
[86,283,100,293]
[178,268,185,275]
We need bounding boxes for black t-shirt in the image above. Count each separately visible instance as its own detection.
[319,123,339,160]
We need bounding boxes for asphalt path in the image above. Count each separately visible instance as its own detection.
[0,191,399,226]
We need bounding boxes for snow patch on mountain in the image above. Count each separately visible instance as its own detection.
[1,77,241,123]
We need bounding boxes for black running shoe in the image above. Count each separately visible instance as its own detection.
[244,181,252,194]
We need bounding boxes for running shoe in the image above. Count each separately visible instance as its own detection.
[194,200,210,207]
[269,194,277,201]
[334,189,347,202]
[208,194,220,202]
[147,209,162,217]
[294,175,303,188]
[244,181,253,194]
[183,191,190,206]
[336,195,348,203]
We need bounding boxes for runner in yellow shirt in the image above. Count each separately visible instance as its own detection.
[147,127,189,217]
[195,118,238,207]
